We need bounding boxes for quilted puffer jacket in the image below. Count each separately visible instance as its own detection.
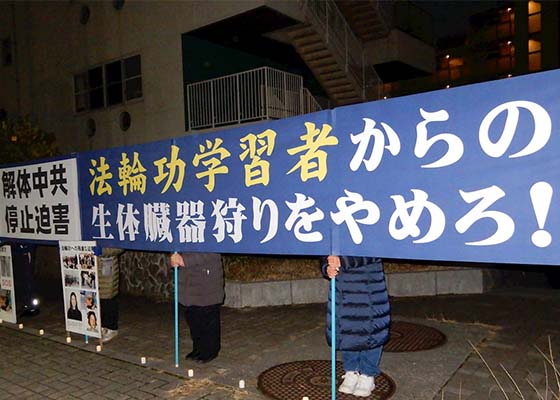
[321,256,390,351]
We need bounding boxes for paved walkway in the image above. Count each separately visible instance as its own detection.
[394,288,560,400]
[2,280,560,399]
[0,328,186,400]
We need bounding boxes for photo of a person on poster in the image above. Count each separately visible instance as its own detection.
[82,291,97,310]
[81,271,96,289]
[87,311,98,332]
[64,271,80,287]
[0,289,12,312]
[63,255,78,269]
[79,253,95,270]
[67,292,82,321]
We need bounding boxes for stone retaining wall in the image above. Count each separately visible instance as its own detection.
[34,248,550,307]
[225,268,490,308]
[117,251,494,307]
[120,251,173,301]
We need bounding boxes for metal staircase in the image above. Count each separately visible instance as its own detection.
[285,0,383,106]
[335,0,392,42]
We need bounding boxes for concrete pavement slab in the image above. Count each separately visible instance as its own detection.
[4,282,560,399]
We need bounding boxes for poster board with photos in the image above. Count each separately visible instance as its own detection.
[59,241,101,338]
[0,246,17,323]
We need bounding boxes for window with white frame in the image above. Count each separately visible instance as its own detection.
[74,55,142,112]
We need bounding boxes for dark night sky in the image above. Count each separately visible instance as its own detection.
[418,1,499,38]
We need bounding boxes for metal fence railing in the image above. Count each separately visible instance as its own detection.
[303,88,322,114]
[302,0,383,100]
[186,67,322,131]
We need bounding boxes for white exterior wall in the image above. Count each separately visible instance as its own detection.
[3,0,273,154]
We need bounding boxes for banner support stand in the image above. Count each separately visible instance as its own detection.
[331,276,336,400]
[173,252,179,368]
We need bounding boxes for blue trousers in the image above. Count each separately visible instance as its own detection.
[341,346,383,377]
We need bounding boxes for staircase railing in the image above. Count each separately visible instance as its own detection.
[369,0,394,36]
[303,87,322,114]
[186,67,322,131]
[302,0,383,100]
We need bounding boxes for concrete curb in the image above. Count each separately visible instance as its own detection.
[225,268,487,308]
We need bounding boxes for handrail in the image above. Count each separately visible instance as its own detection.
[303,87,322,113]
[369,0,394,34]
[302,0,382,100]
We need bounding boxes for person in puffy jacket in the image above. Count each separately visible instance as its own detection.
[322,255,390,398]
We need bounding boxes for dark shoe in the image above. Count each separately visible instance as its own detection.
[185,351,200,360]
[196,354,217,364]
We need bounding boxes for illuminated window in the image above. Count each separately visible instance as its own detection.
[528,1,542,34]
[528,39,542,71]
[437,56,464,82]
[528,39,542,53]
[449,58,464,68]
[499,43,515,56]
[528,1,541,14]
[498,56,514,71]
[495,6,515,38]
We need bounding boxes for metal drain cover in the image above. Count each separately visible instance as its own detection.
[385,321,446,352]
[258,360,395,400]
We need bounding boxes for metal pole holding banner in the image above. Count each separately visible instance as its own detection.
[173,252,179,368]
[331,276,336,400]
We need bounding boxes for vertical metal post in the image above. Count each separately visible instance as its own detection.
[299,76,304,115]
[283,72,287,118]
[174,266,179,367]
[331,276,336,400]
[186,86,191,131]
[264,68,268,120]
[236,75,241,124]
[210,80,215,128]
[173,253,179,368]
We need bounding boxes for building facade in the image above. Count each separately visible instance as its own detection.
[0,0,433,154]
[385,0,560,97]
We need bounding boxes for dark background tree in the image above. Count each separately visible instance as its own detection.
[0,115,59,165]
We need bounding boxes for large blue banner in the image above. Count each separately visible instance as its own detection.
[78,69,560,265]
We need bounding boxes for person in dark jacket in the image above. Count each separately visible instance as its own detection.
[6,242,40,316]
[169,252,224,364]
[66,292,82,321]
[322,255,390,397]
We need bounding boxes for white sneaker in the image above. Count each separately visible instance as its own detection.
[353,374,375,397]
[338,371,359,394]
[101,328,118,343]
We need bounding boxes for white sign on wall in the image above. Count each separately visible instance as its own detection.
[59,241,101,338]
[0,245,17,324]
[0,158,81,241]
